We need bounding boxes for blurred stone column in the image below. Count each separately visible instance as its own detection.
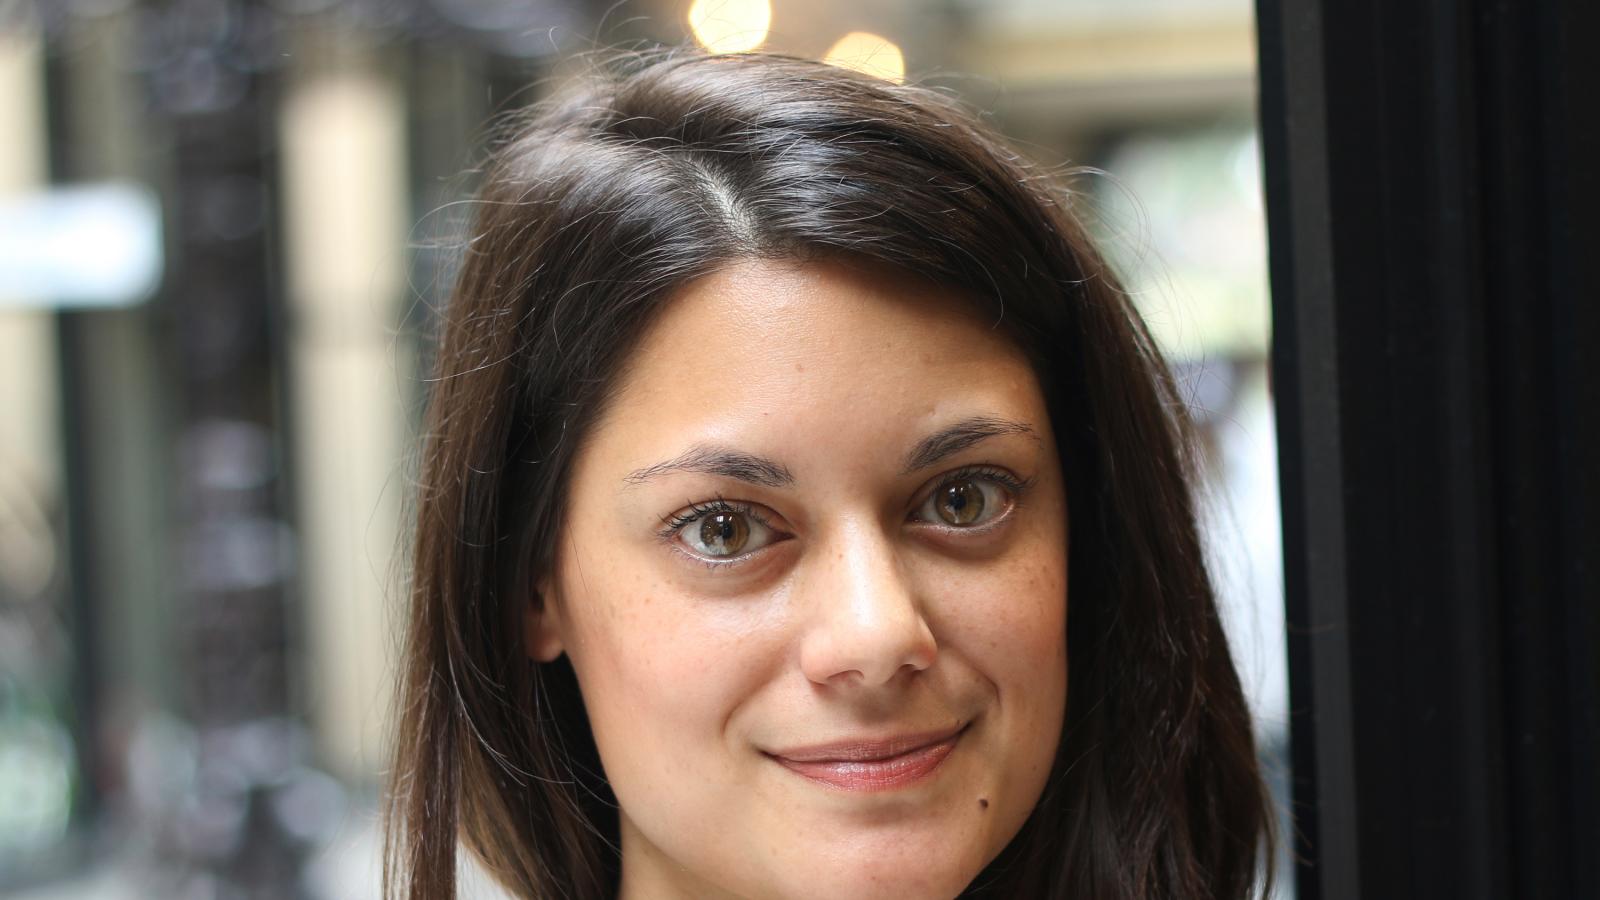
[0,11,76,876]
[279,27,407,784]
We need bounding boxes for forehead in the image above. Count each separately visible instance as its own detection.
[587,258,1048,473]
[645,257,987,345]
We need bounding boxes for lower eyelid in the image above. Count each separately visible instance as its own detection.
[669,537,785,572]
[919,511,1015,534]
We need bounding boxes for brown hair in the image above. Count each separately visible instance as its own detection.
[386,48,1273,899]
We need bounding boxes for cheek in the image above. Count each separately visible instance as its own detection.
[940,513,1068,651]
[559,554,781,768]
[929,521,1070,728]
[957,560,1067,684]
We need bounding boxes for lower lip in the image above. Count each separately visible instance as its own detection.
[771,732,962,793]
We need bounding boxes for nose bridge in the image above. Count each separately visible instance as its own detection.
[798,515,937,686]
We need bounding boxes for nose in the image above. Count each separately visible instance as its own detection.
[797,520,938,687]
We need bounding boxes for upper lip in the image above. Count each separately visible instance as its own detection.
[766,724,966,763]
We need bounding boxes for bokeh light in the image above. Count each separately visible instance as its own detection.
[687,0,771,54]
[822,31,906,83]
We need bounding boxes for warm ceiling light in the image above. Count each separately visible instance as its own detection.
[822,32,905,83]
[687,0,771,54]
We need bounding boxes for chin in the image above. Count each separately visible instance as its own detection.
[763,867,975,900]
[755,835,986,900]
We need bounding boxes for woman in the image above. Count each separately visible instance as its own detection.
[387,49,1274,899]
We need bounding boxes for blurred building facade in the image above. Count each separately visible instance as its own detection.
[0,0,1282,896]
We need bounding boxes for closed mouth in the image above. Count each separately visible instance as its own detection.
[766,723,968,792]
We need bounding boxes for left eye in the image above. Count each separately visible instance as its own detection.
[673,506,781,559]
[914,477,1013,527]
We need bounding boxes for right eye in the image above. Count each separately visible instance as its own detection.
[662,501,783,562]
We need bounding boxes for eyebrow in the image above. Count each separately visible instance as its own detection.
[899,416,1039,474]
[622,416,1038,489]
[624,445,796,489]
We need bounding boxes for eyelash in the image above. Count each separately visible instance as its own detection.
[655,466,1034,570]
[656,496,774,541]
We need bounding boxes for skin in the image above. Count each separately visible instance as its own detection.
[528,258,1069,900]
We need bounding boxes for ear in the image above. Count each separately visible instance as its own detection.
[523,573,566,663]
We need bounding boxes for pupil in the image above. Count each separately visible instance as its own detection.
[700,512,748,555]
[939,482,984,525]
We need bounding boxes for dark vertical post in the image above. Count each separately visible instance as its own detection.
[147,0,304,889]
[1256,0,1600,896]
[1252,0,1360,895]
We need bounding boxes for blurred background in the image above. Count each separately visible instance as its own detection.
[0,0,1284,896]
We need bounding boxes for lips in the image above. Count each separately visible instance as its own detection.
[766,725,966,792]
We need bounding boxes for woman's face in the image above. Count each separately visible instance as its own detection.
[531,258,1069,900]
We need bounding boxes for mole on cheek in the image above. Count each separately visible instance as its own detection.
[978,798,989,810]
